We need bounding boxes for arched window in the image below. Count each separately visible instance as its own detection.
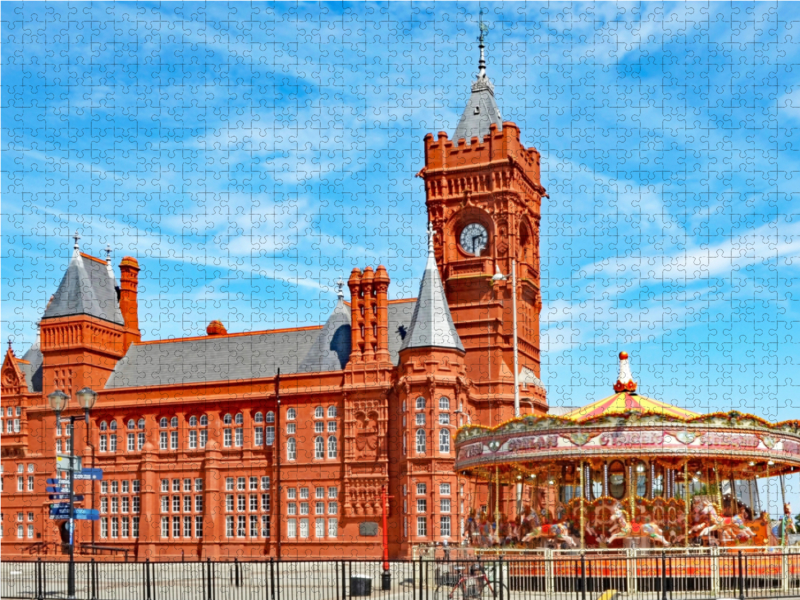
[315,436,324,459]
[416,397,426,410]
[127,419,135,430]
[223,414,232,425]
[109,420,117,431]
[159,417,168,428]
[328,436,338,459]
[439,430,451,454]
[314,407,324,419]
[100,421,108,431]
[235,413,243,425]
[287,408,296,420]
[439,397,450,411]
[254,412,263,424]
[189,416,197,427]
[200,415,208,427]
[327,406,337,418]
[287,438,296,461]
[266,411,275,423]
[138,418,145,430]
[170,417,178,428]
[416,429,426,454]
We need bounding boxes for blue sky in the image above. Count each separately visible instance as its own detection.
[4,1,800,435]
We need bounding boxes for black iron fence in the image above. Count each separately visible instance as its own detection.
[2,552,800,600]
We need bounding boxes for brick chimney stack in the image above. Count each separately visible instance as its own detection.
[119,256,141,352]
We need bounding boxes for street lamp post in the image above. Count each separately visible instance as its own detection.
[48,387,96,600]
[492,259,520,417]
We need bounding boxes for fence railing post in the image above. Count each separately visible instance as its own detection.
[36,558,43,600]
[737,550,745,600]
[782,549,790,592]
[710,546,720,596]
[89,558,97,600]
[544,548,554,596]
[580,553,586,600]
[660,551,667,600]
[269,557,275,600]
[234,558,240,588]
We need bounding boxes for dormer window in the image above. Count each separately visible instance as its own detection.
[474,106,480,115]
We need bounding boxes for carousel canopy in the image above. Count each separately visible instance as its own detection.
[562,392,699,422]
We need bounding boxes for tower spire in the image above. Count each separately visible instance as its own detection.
[478,9,488,80]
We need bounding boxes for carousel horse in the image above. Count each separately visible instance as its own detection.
[603,504,671,547]
[772,502,797,543]
[694,500,755,542]
[520,509,578,548]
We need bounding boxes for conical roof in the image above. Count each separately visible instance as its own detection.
[298,298,352,372]
[452,27,503,143]
[42,235,124,325]
[400,225,464,353]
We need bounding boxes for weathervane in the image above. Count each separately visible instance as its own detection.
[477,8,489,79]
[335,277,344,300]
[73,230,81,251]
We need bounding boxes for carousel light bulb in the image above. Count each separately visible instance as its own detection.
[517,476,522,480]
[547,478,555,486]
[692,477,699,483]
[636,463,645,473]
[749,461,756,467]
[768,460,775,466]
[530,474,536,479]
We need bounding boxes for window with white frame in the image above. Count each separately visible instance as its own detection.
[328,436,337,459]
[314,436,324,459]
[439,397,450,411]
[287,437,296,460]
[439,429,450,453]
[286,408,296,420]
[417,516,427,537]
[327,406,337,418]
[266,411,275,423]
[287,519,296,538]
[416,429,426,454]
[441,515,451,537]
[327,421,337,432]
[266,426,275,446]
[328,518,338,538]
[314,406,324,419]
[439,483,450,496]
[416,483,426,495]
[416,397,426,410]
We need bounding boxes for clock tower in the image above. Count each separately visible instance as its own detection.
[419,27,548,420]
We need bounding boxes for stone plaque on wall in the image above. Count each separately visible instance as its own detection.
[359,522,378,536]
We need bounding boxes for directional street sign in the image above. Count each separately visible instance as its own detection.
[56,455,82,471]
[49,508,99,521]
[49,494,84,501]
[47,478,71,486]
[46,486,70,494]
[74,468,103,481]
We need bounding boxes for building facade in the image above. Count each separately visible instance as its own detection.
[0,41,548,560]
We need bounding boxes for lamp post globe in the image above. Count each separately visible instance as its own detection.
[47,389,69,420]
[76,387,97,421]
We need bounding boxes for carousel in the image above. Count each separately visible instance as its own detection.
[455,353,800,550]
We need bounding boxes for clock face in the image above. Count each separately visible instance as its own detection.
[460,223,488,256]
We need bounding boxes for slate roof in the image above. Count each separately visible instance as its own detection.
[19,344,43,392]
[452,81,503,144]
[400,239,464,353]
[105,299,418,389]
[42,249,124,326]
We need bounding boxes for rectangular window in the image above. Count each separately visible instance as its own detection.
[315,518,325,538]
[226,495,234,512]
[133,516,140,538]
[439,413,450,425]
[328,421,337,433]
[127,434,135,451]
[314,422,324,434]
[417,483,426,495]
[287,488,296,500]
[328,501,338,515]
[122,517,129,538]
[111,517,119,539]
[237,515,246,537]
[300,487,309,499]
[328,518,338,538]
[112,481,119,494]
[109,433,117,451]
[133,497,140,513]
[122,481,129,493]
[235,428,243,447]
[261,493,270,512]
[266,426,275,446]
[138,432,145,450]
[161,479,168,493]
[237,477,246,491]
[440,499,451,513]
[261,515,270,538]
[173,516,180,538]
[250,515,258,537]
[417,516,427,537]
[122,497,129,513]
[315,486,324,499]
[226,477,234,491]
[100,435,108,452]
[254,427,263,446]
[224,429,232,447]
[415,413,425,425]
[189,430,197,449]
[195,478,203,492]
[159,432,167,450]
[101,517,109,539]
[440,483,451,496]
[200,430,208,448]
[441,515,451,537]
[56,440,62,453]
[17,525,23,539]
[417,499,427,513]
[287,423,296,434]
[249,477,258,490]
[287,519,296,538]
[111,498,118,514]
[195,496,203,512]
[161,517,169,538]
[261,476,270,490]
[184,516,191,537]
[250,495,258,511]
[170,431,178,450]
[27,476,33,492]
[299,518,309,539]
[287,503,296,516]
[328,487,338,499]
[315,502,324,515]
[184,497,191,513]
[27,524,34,539]
[183,478,191,492]
[101,498,108,515]
[238,495,245,512]
[195,516,203,538]
[226,516,234,538]
[300,502,309,516]
[172,497,179,512]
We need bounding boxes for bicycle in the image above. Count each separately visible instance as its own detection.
[434,561,510,599]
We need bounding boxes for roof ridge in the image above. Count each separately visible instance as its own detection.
[80,252,107,265]
[134,324,325,346]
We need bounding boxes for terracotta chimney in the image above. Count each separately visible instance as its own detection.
[119,257,141,352]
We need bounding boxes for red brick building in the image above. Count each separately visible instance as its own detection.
[1,43,548,559]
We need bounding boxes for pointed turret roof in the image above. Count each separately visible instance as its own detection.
[400,224,464,353]
[452,19,503,144]
[42,232,124,326]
